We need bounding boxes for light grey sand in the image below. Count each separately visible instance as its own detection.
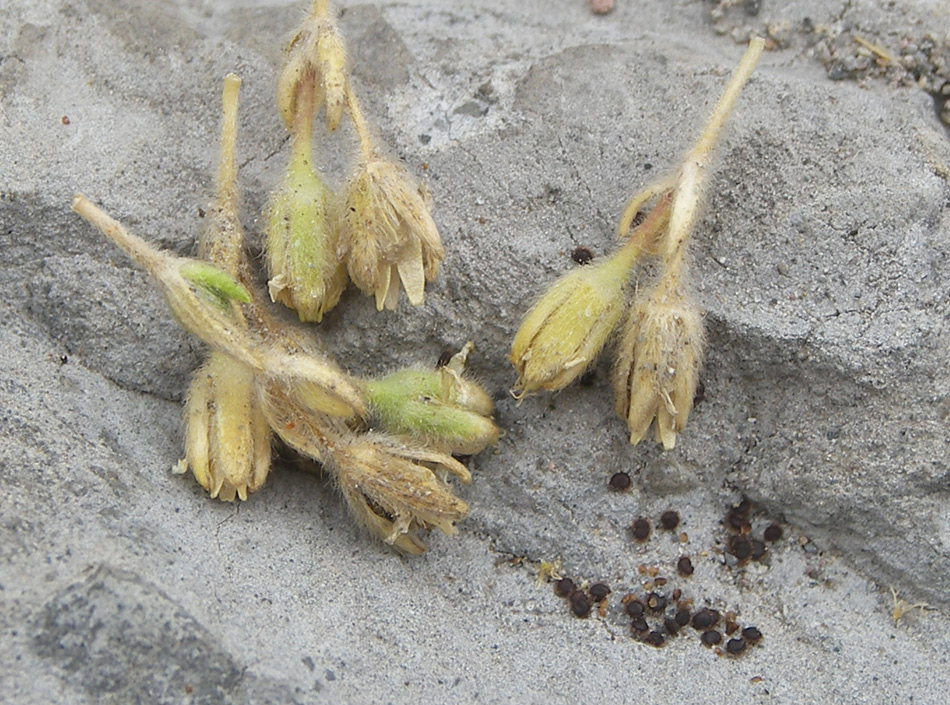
[3,0,950,702]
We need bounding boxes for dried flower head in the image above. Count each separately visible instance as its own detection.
[613,279,703,449]
[335,157,444,310]
[277,0,347,132]
[181,352,272,501]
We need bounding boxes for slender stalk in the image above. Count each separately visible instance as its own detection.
[344,80,376,162]
[72,195,163,272]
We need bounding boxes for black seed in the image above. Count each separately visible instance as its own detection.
[646,592,667,612]
[631,617,649,633]
[589,583,611,601]
[632,517,651,542]
[677,555,694,577]
[664,617,680,636]
[729,535,752,561]
[436,350,454,368]
[674,608,691,627]
[750,539,767,561]
[701,629,722,646]
[764,522,783,542]
[625,600,645,618]
[692,609,720,630]
[570,592,591,618]
[609,472,632,492]
[572,246,594,265]
[645,631,666,647]
[726,637,747,654]
[671,588,682,602]
[554,578,576,598]
[742,626,763,644]
[660,510,680,531]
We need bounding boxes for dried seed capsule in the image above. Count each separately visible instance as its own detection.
[701,629,722,646]
[742,626,763,644]
[589,583,611,601]
[677,555,694,577]
[660,510,680,530]
[632,517,651,542]
[764,522,783,542]
[554,578,576,598]
[570,592,591,618]
[726,637,747,654]
[609,472,632,492]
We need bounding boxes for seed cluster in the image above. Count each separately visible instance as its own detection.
[550,502,771,656]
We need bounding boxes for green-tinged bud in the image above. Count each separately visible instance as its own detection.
[180,261,251,308]
[181,352,272,501]
[265,141,346,323]
[612,279,703,449]
[276,1,348,132]
[364,345,499,455]
[335,158,444,310]
[510,243,643,398]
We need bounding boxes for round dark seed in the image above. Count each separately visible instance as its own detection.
[609,472,632,492]
[664,617,680,636]
[742,626,763,644]
[660,510,680,531]
[646,592,667,612]
[589,583,611,601]
[692,609,719,630]
[674,608,691,627]
[645,631,666,647]
[632,517,651,542]
[750,538,767,561]
[677,555,694,577]
[764,522,783,542]
[726,637,747,655]
[631,617,649,633]
[554,578,576,598]
[625,600,645,618]
[436,350,454,368]
[729,535,752,560]
[570,592,591,618]
[701,629,722,646]
[572,246,594,265]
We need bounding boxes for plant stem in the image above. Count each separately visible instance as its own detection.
[344,80,376,162]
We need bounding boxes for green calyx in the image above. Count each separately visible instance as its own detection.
[180,261,251,308]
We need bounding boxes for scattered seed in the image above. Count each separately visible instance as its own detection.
[554,578,576,598]
[701,629,722,646]
[589,583,611,601]
[645,631,666,647]
[729,535,752,561]
[726,637,747,654]
[742,626,763,644]
[677,555,694,577]
[61,115,71,125]
[436,350,454,368]
[631,617,649,633]
[609,472,632,492]
[572,246,594,265]
[671,588,682,602]
[664,617,680,635]
[674,608,691,627]
[632,517,651,541]
[646,592,667,612]
[750,538,767,561]
[660,510,680,530]
[679,532,689,544]
[692,609,720,630]
[655,577,667,587]
[625,600,645,618]
[764,522,783,542]
[570,592,591,618]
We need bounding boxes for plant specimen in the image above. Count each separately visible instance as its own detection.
[510,37,765,449]
[72,1,497,553]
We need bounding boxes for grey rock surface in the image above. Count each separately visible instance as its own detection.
[3,0,950,703]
